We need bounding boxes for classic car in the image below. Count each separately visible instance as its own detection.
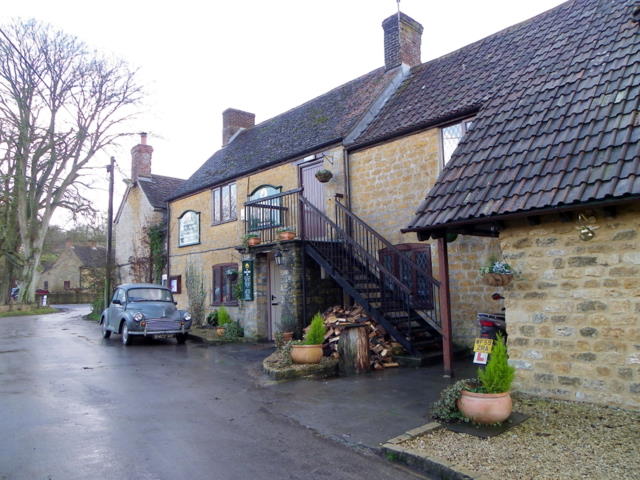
[100,283,192,345]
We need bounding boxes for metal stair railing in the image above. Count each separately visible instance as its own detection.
[300,196,429,353]
[334,200,442,334]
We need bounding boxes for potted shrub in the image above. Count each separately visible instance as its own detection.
[291,312,325,364]
[314,168,333,183]
[279,314,297,342]
[277,227,296,241]
[206,310,218,328]
[457,333,516,424]
[480,258,514,286]
[216,306,232,336]
[243,233,261,247]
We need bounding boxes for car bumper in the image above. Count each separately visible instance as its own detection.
[129,320,191,336]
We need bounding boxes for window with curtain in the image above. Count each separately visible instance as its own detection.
[212,263,238,306]
[212,183,237,224]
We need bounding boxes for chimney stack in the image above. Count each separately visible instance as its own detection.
[222,108,255,146]
[131,132,153,181]
[382,12,423,71]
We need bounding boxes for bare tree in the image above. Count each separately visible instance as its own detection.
[0,19,142,303]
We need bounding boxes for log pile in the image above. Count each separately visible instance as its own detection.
[321,305,403,370]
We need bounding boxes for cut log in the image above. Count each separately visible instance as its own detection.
[338,325,370,376]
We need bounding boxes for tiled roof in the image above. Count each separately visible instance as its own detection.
[73,245,107,268]
[139,174,185,209]
[170,67,396,200]
[397,0,640,234]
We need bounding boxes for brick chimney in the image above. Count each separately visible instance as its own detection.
[222,108,255,146]
[382,12,423,71]
[131,132,153,181]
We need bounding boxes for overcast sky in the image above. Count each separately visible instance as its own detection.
[1,0,566,225]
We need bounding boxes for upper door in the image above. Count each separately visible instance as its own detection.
[300,161,325,239]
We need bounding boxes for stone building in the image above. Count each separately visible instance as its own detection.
[167,0,639,408]
[114,134,184,284]
[40,242,106,294]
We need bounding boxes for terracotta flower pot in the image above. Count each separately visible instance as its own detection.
[291,344,323,364]
[216,327,226,336]
[278,231,295,241]
[247,237,261,247]
[482,273,513,286]
[457,389,512,424]
[282,331,294,342]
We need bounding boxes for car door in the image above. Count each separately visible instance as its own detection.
[108,289,125,329]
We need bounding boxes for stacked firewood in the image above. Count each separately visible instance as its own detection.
[321,305,402,370]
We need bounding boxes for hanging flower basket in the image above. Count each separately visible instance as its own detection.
[315,169,333,183]
[482,273,513,286]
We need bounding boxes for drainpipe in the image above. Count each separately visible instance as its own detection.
[342,148,352,210]
[437,237,454,377]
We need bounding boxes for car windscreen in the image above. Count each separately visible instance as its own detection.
[126,288,174,303]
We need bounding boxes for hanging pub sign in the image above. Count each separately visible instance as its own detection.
[241,260,254,301]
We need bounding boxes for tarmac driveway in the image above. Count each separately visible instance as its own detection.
[0,305,436,480]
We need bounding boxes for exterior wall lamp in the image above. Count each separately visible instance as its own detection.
[275,250,284,265]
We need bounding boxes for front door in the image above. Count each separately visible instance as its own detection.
[268,254,282,340]
[300,161,325,239]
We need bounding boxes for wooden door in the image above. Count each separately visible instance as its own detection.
[300,161,325,239]
[268,255,282,340]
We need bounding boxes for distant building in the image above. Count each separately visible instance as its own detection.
[40,242,106,294]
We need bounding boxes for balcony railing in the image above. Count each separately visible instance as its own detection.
[244,188,302,244]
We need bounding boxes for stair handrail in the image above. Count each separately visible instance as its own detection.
[299,196,413,297]
[335,200,440,288]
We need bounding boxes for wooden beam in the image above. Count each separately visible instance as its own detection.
[527,216,541,226]
[437,237,454,377]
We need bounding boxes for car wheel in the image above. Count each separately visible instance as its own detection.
[101,318,111,339]
[176,333,187,344]
[121,323,132,346]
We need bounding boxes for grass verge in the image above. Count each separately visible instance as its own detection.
[0,307,58,318]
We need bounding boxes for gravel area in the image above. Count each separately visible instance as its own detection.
[401,393,640,480]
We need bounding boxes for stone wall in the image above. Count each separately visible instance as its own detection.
[349,129,500,346]
[500,204,640,409]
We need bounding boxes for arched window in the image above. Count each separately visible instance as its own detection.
[248,185,282,231]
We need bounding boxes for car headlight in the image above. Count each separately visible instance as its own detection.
[183,312,192,321]
[133,312,144,322]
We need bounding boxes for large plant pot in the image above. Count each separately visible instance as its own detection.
[457,389,512,424]
[291,344,323,364]
[482,273,513,287]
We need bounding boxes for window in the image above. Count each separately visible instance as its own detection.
[247,185,282,231]
[178,210,200,246]
[379,244,433,310]
[212,263,238,306]
[169,275,181,294]
[441,118,473,165]
[212,183,237,224]
[43,281,48,290]
[63,280,71,290]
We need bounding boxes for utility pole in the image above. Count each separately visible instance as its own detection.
[105,157,115,307]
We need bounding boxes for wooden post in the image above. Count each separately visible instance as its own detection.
[437,237,454,377]
[338,324,370,375]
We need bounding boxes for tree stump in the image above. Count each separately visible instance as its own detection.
[338,324,370,375]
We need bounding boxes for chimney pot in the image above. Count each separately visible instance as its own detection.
[382,12,423,71]
[222,108,255,146]
[140,132,147,145]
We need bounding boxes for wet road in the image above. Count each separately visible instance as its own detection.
[0,306,427,480]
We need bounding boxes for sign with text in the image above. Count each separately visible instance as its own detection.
[241,260,254,301]
[473,338,494,354]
